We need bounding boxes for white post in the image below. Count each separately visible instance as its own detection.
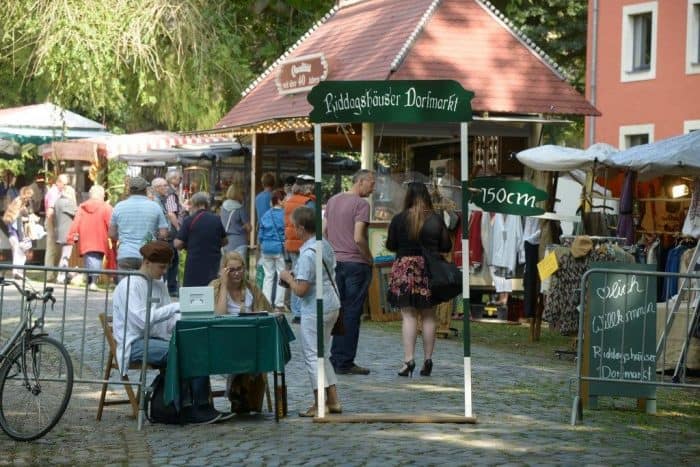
[250,133,258,273]
[461,121,472,418]
[314,123,326,418]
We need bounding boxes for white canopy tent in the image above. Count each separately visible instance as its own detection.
[516,143,618,172]
[603,131,700,179]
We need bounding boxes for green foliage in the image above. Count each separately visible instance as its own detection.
[502,0,588,93]
[0,145,36,178]
[0,0,335,132]
[498,0,588,145]
[106,159,127,205]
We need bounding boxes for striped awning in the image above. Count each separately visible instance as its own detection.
[41,131,237,162]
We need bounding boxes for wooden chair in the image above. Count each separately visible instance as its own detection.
[96,312,155,420]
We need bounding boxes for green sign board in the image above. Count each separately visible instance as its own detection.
[469,177,547,216]
[586,263,657,400]
[307,80,474,123]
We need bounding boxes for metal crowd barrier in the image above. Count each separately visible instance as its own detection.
[0,264,156,430]
[571,266,700,425]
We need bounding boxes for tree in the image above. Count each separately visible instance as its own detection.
[494,0,588,145]
[0,0,334,132]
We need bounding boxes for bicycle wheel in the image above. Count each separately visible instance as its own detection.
[0,336,74,441]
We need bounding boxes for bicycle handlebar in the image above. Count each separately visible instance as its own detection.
[0,278,55,304]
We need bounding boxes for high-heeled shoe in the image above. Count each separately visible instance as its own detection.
[397,360,415,377]
[420,359,433,376]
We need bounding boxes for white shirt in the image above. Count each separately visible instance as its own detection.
[226,289,254,315]
[112,276,180,375]
[491,214,523,273]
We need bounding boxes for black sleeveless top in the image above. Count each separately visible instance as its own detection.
[385,211,451,258]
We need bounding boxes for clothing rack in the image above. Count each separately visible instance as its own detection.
[558,235,627,247]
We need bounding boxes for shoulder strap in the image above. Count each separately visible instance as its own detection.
[223,208,236,233]
[308,247,340,300]
[190,210,206,230]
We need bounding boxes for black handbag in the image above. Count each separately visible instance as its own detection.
[146,372,182,425]
[422,247,462,304]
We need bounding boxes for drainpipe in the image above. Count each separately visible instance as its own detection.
[588,0,599,147]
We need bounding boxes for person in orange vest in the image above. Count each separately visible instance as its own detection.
[284,174,316,323]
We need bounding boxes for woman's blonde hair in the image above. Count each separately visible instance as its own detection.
[225,184,245,202]
[3,186,33,224]
[403,182,434,241]
[221,251,247,288]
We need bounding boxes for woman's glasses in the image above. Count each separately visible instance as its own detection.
[227,266,244,274]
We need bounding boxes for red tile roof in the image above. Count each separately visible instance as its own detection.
[216,0,598,130]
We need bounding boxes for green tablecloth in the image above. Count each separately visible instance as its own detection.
[164,314,295,406]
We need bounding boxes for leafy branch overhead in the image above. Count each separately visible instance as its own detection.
[0,0,587,144]
[0,0,335,132]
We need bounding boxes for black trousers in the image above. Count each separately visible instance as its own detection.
[523,241,540,318]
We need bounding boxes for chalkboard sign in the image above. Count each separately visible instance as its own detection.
[585,263,657,401]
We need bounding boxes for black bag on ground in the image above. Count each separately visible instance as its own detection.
[422,247,461,304]
[146,372,181,424]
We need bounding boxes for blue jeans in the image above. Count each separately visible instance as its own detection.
[330,261,372,371]
[130,338,169,368]
[83,252,104,284]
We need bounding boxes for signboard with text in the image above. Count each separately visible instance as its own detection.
[307,80,474,123]
[276,53,329,95]
[585,263,657,400]
[469,177,547,216]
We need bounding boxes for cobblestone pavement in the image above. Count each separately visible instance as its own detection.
[0,283,699,465]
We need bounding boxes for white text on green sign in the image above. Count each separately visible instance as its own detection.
[307,80,474,123]
[470,177,547,216]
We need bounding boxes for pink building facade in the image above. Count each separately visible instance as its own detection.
[586,0,700,148]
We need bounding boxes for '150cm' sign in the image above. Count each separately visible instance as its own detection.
[469,177,547,216]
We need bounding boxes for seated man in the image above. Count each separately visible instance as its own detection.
[112,240,223,424]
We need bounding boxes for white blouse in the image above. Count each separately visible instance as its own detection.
[226,288,254,315]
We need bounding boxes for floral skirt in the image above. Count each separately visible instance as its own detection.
[387,255,433,309]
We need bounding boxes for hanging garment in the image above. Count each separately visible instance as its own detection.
[682,178,700,238]
[663,245,689,300]
[481,211,493,268]
[466,211,482,269]
[491,214,523,275]
[543,244,634,336]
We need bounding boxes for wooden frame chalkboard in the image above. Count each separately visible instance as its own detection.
[582,262,657,407]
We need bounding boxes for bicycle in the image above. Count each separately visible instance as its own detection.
[0,278,73,441]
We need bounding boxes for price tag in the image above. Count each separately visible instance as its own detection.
[537,251,559,280]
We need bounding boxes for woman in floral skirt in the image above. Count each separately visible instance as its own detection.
[385,182,451,377]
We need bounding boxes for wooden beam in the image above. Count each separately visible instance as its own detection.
[312,413,477,424]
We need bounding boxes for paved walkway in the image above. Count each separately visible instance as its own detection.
[1,284,698,465]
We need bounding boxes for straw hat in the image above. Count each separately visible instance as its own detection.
[571,235,593,258]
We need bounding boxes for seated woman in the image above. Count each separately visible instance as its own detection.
[210,251,272,413]
[113,241,222,425]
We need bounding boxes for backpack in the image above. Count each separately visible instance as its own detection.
[146,373,182,424]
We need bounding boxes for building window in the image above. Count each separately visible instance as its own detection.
[621,2,658,82]
[619,124,654,149]
[684,119,700,133]
[687,0,700,74]
[632,13,652,70]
